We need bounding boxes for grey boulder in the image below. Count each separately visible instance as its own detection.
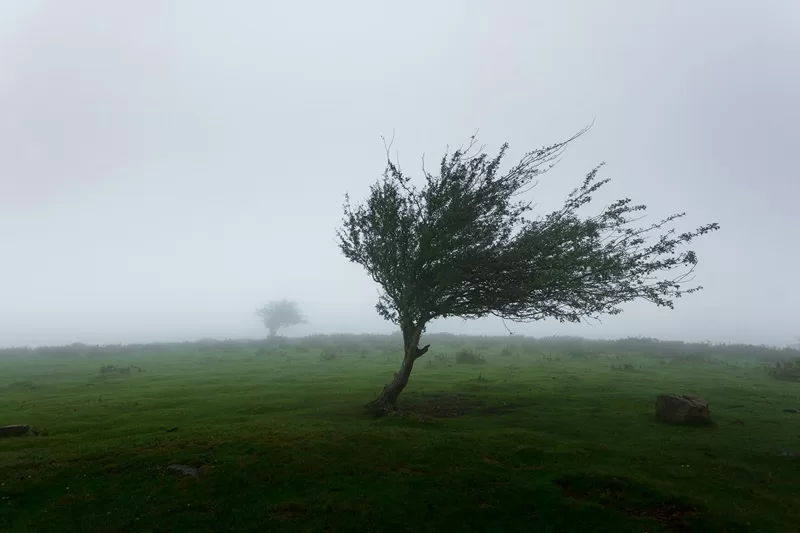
[655,394,712,425]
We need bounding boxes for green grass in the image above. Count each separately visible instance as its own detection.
[1,338,798,532]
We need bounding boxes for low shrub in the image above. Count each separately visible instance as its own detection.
[669,354,720,365]
[766,358,800,382]
[320,349,341,361]
[568,349,599,359]
[455,350,486,365]
[99,364,144,375]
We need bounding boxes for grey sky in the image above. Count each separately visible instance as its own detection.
[1,1,798,348]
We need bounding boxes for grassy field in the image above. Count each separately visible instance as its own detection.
[1,335,798,532]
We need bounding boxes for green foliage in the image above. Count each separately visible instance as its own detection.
[255,299,307,338]
[337,128,719,331]
[455,349,487,365]
[766,358,800,382]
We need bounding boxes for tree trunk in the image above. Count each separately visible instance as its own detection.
[366,323,430,414]
[268,326,278,338]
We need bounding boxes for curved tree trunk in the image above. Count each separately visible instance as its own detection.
[366,323,430,414]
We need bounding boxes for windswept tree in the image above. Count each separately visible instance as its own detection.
[255,299,306,338]
[337,128,719,412]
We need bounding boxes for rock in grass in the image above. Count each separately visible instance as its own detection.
[655,394,712,425]
[0,425,30,438]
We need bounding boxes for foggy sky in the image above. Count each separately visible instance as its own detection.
[1,1,798,348]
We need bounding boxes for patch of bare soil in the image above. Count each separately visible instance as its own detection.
[480,401,523,415]
[375,464,432,476]
[268,501,311,521]
[416,393,478,418]
[400,392,528,419]
[555,474,701,532]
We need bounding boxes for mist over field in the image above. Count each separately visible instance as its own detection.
[1,1,798,349]
[2,4,800,531]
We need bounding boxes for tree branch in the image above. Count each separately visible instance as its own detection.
[414,344,431,359]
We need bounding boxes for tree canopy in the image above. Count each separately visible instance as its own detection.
[337,128,720,410]
[255,299,306,338]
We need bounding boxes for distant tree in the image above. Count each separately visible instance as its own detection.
[255,299,306,338]
[337,128,720,412]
